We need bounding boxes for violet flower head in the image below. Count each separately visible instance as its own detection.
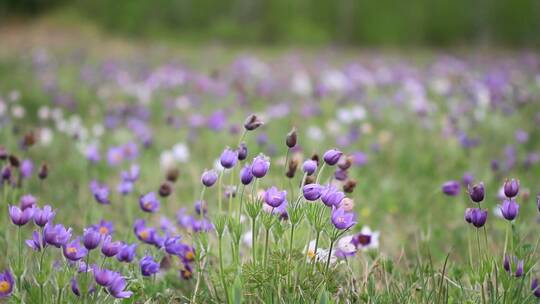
[469,208,488,228]
[91,219,114,236]
[503,179,519,198]
[164,236,185,256]
[240,164,254,185]
[303,160,317,176]
[62,237,88,261]
[220,147,238,169]
[139,192,160,213]
[442,180,460,196]
[0,270,14,298]
[33,205,55,227]
[503,255,524,277]
[9,205,34,226]
[20,194,37,210]
[468,182,485,203]
[462,172,474,186]
[531,278,540,298]
[90,181,110,205]
[140,255,160,276]
[264,186,287,208]
[116,243,137,263]
[201,170,218,187]
[238,142,248,161]
[70,278,81,297]
[86,145,101,163]
[107,275,133,299]
[20,159,33,179]
[83,228,102,250]
[303,183,323,201]
[500,199,519,221]
[25,231,44,252]
[323,149,343,166]
[321,185,345,207]
[93,266,116,287]
[251,154,270,178]
[101,235,122,257]
[331,207,356,230]
[43,223,72,247]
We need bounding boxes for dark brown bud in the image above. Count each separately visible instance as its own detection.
[286,127,297,148]
[304,175,315,185]
[343,179,357,193]
[166,168,180,183]
[311,153,320,166]
[8,155,20,167]
[23,131,36,148]
[286,159,298,178]
[243,114,263,131]
[159,182,172,198]
[38,162,48,180]
[337,155,353,170]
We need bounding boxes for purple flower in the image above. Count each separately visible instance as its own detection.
[86,145,101,163]
[504,255,524,277]
[238,142,248,161]
[83,228,102,250]
[107,275,133,299]
[531,278,540,298]
[303,160,317,176]
[140,255,160,276]
[9,205,34,226]
[220,147,238,169]
[0,270,14,298]
[331,207,356,230]
[33,205,55,227]
[63,238,88,261]
[121,164,140,182]
[240,164,254,185]
[70,278,81,297]
[90,181,110,205]
[93,266,116,287]
[20,159,33,179]
[19,195,37,211]
[106,146,124,166]
[194,200,207,216]
[91,220,114,236]
[500,199,519,221]
[139,192,160,213]
[442,180,460,196]
[462,172,474,186]
[468,208,488,228]
[164,236,185,256]
[320,185,345,207]
[334,169,348,181]
[303,184,323,201]
[117,181,134,195]
[264,187,287,208]
[201,170,218,187]
[468,183,485,203]
[251,154,270,178]
[116,243,137,263]
[180,264,193,280]
[25,231,44,252]
[323,149,343,166]
[43,223,72,247]
[101,235,122,257]
[503,179,519,198]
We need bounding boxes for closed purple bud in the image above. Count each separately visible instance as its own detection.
[468,182,485,203]
[83,228,102,250]
[515,260,524,277]
[320,185,345,207]
[500,199,519,221]
[9,205,34,226]
[238,143,248,161]
[251,154,270,178]
[201,170,218,187]
[220,148,238,169]
[264,187,286,208]
[240,164,254,185]
[286,128,297,148]
[323,149,343,166]
[464,208,473,223]
[442,180,460,196]
[470,208,488,228]
[101,236,122,257]
[532,278,540,297]
[303,184,323,201]
[503,255,510,272]
[504,179,519,198]
[302,160,317,176]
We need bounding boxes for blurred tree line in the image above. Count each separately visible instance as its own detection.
[1,0,540,46]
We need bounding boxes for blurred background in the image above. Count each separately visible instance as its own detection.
[1,0,540,47]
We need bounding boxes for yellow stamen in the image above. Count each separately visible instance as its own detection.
[99,227,109,235]
[140,230,149,240]
[66,247,77,254]
[307,250,316,259]
[0,281,10,293]
[185,251,194,261]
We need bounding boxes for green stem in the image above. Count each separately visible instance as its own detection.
[325,238,335,272]
[263,228,270,268]
[252,217,256,264]
[311,230,321,272]
[237,185,245,224]
[218,171,223,213]
[315,163,326,185]
[17,226,22,291]
[218,236,229,304]
[228,169,234,216]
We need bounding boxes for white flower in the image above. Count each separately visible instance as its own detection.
[357,226,380,251]
[213,159,225,172]
[336,235,357,256]
[39,128,53,146]
[304,240,336,265]
[493,206,504,219]
[11,105,25,119]
[92,124,104,137]
[160,150,176,171]
[172,143,190,162]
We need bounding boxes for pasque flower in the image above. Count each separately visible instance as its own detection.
[442,180,460,196]
[63,237,88,261]
[220,147,238,169]
[503,255,524,277]
[93,266,116,287]
[101,235,122,257]
[0,270,14,298]
[33,205,55,227]
[331,207,356,230]
[504,179,519,198]
[9,205,34,226]
[465,208,488,228]
[303,183,323,201]
[116,243,137,263]
[240,164,254,185]
[243,114,263,131]
[264,186,287,208]
[139,192,160,213]
[201,170,218,187]
[19,194,37,210]
[107,275,133,299]
[500,199,519,221]
[25,231,44,252]
[43,223,72,247]
[238,142,248,161]
[303,160,317,175]
[91,219,114,236]
[83,228,102,250]
[320,185,345,207]
[468,182,485,203]
[251,154,270,178]
[323,149,343,166]
[140,255,160,276]
[531,279,540,298]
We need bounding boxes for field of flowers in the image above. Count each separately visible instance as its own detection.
[0,29,540,303]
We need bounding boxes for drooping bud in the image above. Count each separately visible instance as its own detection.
[8,155,20,167]
[243,114,263,131]
[286,159,298,178]
[343,179,357,193]
[286,127,297,148]
[38,162,48,180]
[166,168,179,183]
[159,182,172,198]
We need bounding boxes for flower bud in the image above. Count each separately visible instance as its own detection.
[8,155,20,167]
[468,182,485,203]
[166,168,179,183]
[159,182,172,198]
[343,179,357,193]
[38,162,48,180]
[286,128,297,148]
[504,179,519,198]
[243,114,263,131]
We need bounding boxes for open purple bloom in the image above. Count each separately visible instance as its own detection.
[303,184,323,201]
[25,231,44,252]
[264,186,287,208]
[121,164,140,182]
[164,236,185,256]
[107,146,124,166]
[90,181,110,205]
[63,237,88,261]
[33,205,55,227]
[140,255,160,276]
[331,207,356,230]
[101,235,122,257]
[220,147,238,169]
[442,180,460,196]
[116,243,137,263]
[93,266,116,287]
[0,270,14,298]
[107,275,132,299]
[139,192,160,213]
[201,170,218,187]
[251,154,270,178]
[500,199,519,221]
[320,185,345,207]
[9,205,34,226]
[91,219,114,237]
[19,194,37,210]
[323,149,343,166]
[43,223,72,247]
